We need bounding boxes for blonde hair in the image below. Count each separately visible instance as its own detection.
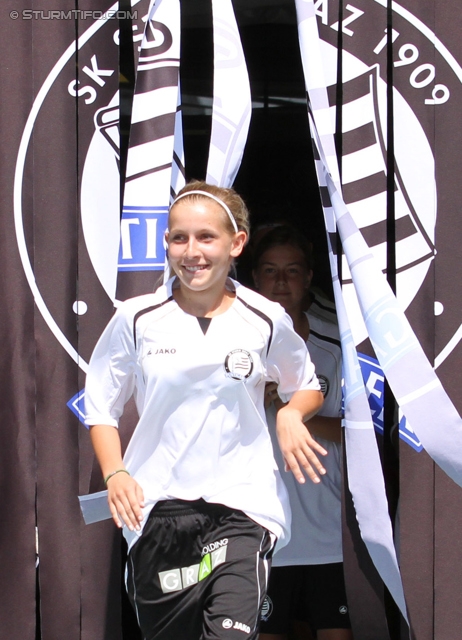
[170,180,250,240]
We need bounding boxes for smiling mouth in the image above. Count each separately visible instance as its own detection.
[183,265,208,273]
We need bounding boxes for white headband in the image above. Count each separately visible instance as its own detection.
[171,190,239,233]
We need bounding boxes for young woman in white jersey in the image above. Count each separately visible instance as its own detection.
[85,182,325,640]
[253,226,353,640]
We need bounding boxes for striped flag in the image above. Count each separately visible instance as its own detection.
[206,0,252,187]
[129,0,186,194]
[310,112,409,620]
[295,0,408,625]
[311,25,462,490]
[324,64,435,349]
[118,0,182,299]
[299,0,462,624]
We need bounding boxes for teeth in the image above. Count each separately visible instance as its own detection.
[184,265,206,272]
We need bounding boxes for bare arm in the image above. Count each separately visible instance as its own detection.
[275,388,326,485]
[90,424,144,531]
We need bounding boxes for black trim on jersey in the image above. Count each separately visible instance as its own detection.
[197,317,212,335]
[237,296,273,355]
[309,329,341,349]
[309,293,337,315]
[133,297,174,348]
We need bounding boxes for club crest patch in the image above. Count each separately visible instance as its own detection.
[317,374,329,397]
[224,349,254,380]
[260,595,273,622]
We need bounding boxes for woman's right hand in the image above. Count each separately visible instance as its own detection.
[106,472,145,531]
[89,425,146,532]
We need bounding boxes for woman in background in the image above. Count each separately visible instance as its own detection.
[254,226,352,640]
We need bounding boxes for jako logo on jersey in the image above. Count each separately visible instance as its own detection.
[224,349,254,380]
[146,347,177,355]
[221,619,250,634]
[260,595,273,621]
[318,374,329,397]
[339,605,348,615]
[233,621,251,634]
[158,544,228,593]
[202,538,228,556]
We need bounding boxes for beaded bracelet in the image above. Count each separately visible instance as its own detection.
[104,468,130,485]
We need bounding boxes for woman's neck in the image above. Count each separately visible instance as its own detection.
[287,307,310,342]
[173,282,235,318]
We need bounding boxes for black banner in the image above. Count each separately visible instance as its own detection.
[0,4,37,636]
[3,2,462,638]
[315,1,462,638]
[392,2,462,639]
[1,1,122,637]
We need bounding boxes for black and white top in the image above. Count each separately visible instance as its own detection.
[267,311,343,566]
[85,278,320,551]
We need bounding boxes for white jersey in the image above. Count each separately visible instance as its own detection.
[85,278,320,551]
[268,311,343,566]
[308,290,338,326]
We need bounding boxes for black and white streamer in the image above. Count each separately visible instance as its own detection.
[327,65,435,346]
[295,0,408,621]
[119,0,181,279]
[299,0,462,608]
[298,1,462,489]
[206,0,252,187]
[311,113,409,623]
[171,86,186,200]
[329,166,462,487]
[123,0,180,206]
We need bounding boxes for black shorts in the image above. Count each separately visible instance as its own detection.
[126,499,275,640]
[260,563,351,634]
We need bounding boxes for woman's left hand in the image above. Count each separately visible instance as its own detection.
[276,400,327,484]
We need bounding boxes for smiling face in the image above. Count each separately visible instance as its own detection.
[253,244,313,314]
[166,199,247,297]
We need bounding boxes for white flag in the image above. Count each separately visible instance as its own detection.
[295,0,408,622]
[206,0,252,187]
